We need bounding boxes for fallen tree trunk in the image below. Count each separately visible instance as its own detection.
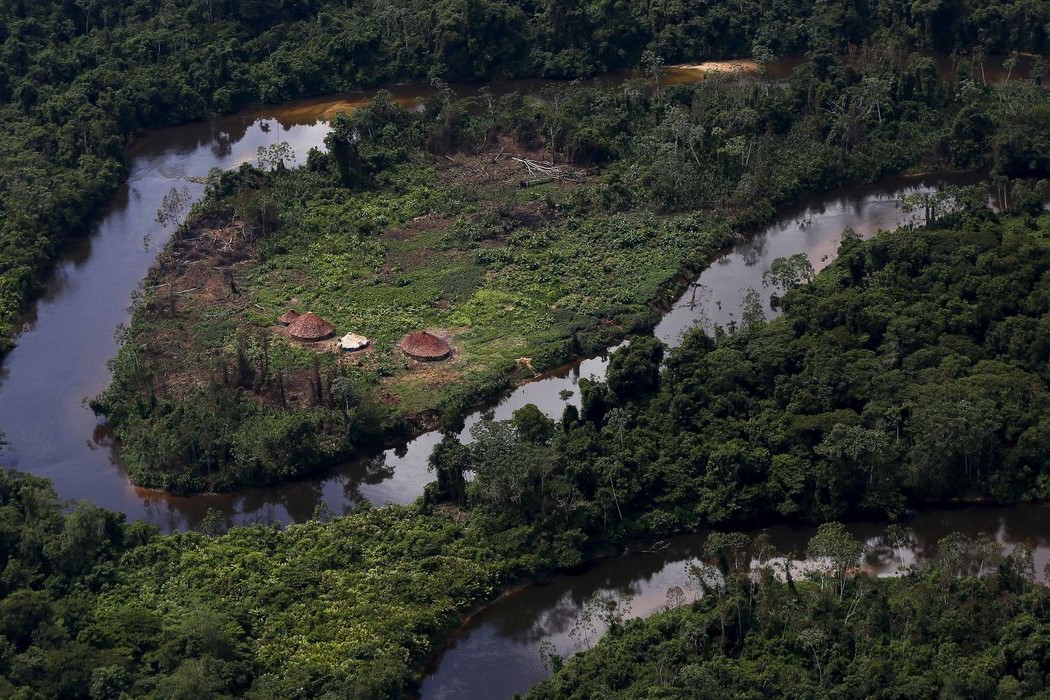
[512,157,579,182]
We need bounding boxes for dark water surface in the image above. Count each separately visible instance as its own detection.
[0,73,621,528]
[0,158,967,530]
[0,60,798,529]
[419,504,1050,699]
[0,58,1027,531]
[0,53,1044,698]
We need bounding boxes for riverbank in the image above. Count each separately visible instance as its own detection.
[0,57,762,524]
[5,171,1050,699]
[87,187,1050,698]
[0,468,539,698]
[1,46,1045,519]
[0,175,941,532]
[93,130,719,492]
[525,538,1050,699]
[424,503,1050,698]
[3,462,1047,699]
[11,0,968,359]
[96,51,1045,493]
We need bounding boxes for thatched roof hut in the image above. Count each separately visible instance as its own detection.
[288,312,335,341]
[339,333,370,351]
[400,331,451,361]
[279,310,301,326]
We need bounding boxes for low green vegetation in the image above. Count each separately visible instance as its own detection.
[5,191,1050,699]
[1,466,1047,699]
[0,468,555,698]
[424,205,1050,554]
[529,525,1050,699]
[3,0,1049,354]
[95,94,731,492]
[99,49,1050,492]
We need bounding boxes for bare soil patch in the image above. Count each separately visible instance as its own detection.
[433,135,594,190]
[135,140,579,416]
[382,212,455,242]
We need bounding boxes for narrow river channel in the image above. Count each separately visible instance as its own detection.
[420,504,1050,699]
[0,56,1021,530]
[0,60,800,529]
[0,54,1043,698]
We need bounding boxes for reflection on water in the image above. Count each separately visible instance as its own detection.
[0,107,987,532]
[1,72,573,529]
[420,505,1050,700]
[0,109,334,529]
[654,173,985,344]
[0,54,1033,531]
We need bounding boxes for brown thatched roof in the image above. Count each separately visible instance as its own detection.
[288,312,335,341]
[400,331,451,360]
[279,310,301,325]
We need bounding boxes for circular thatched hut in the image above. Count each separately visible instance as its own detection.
[288,312,335,341]
[279,310,301,326]
[339,333,370,351]
[400,331,451,361]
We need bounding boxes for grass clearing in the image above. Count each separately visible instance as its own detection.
[98,138,727,490]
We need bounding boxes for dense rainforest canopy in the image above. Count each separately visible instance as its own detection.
[0,469,533,698]
[418,205,1050,547]
[98,48,1050,492]
[0,468,1045,698]
[4,1,1050,698]
[528,526,1050,699]
[3,0,1050,353]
